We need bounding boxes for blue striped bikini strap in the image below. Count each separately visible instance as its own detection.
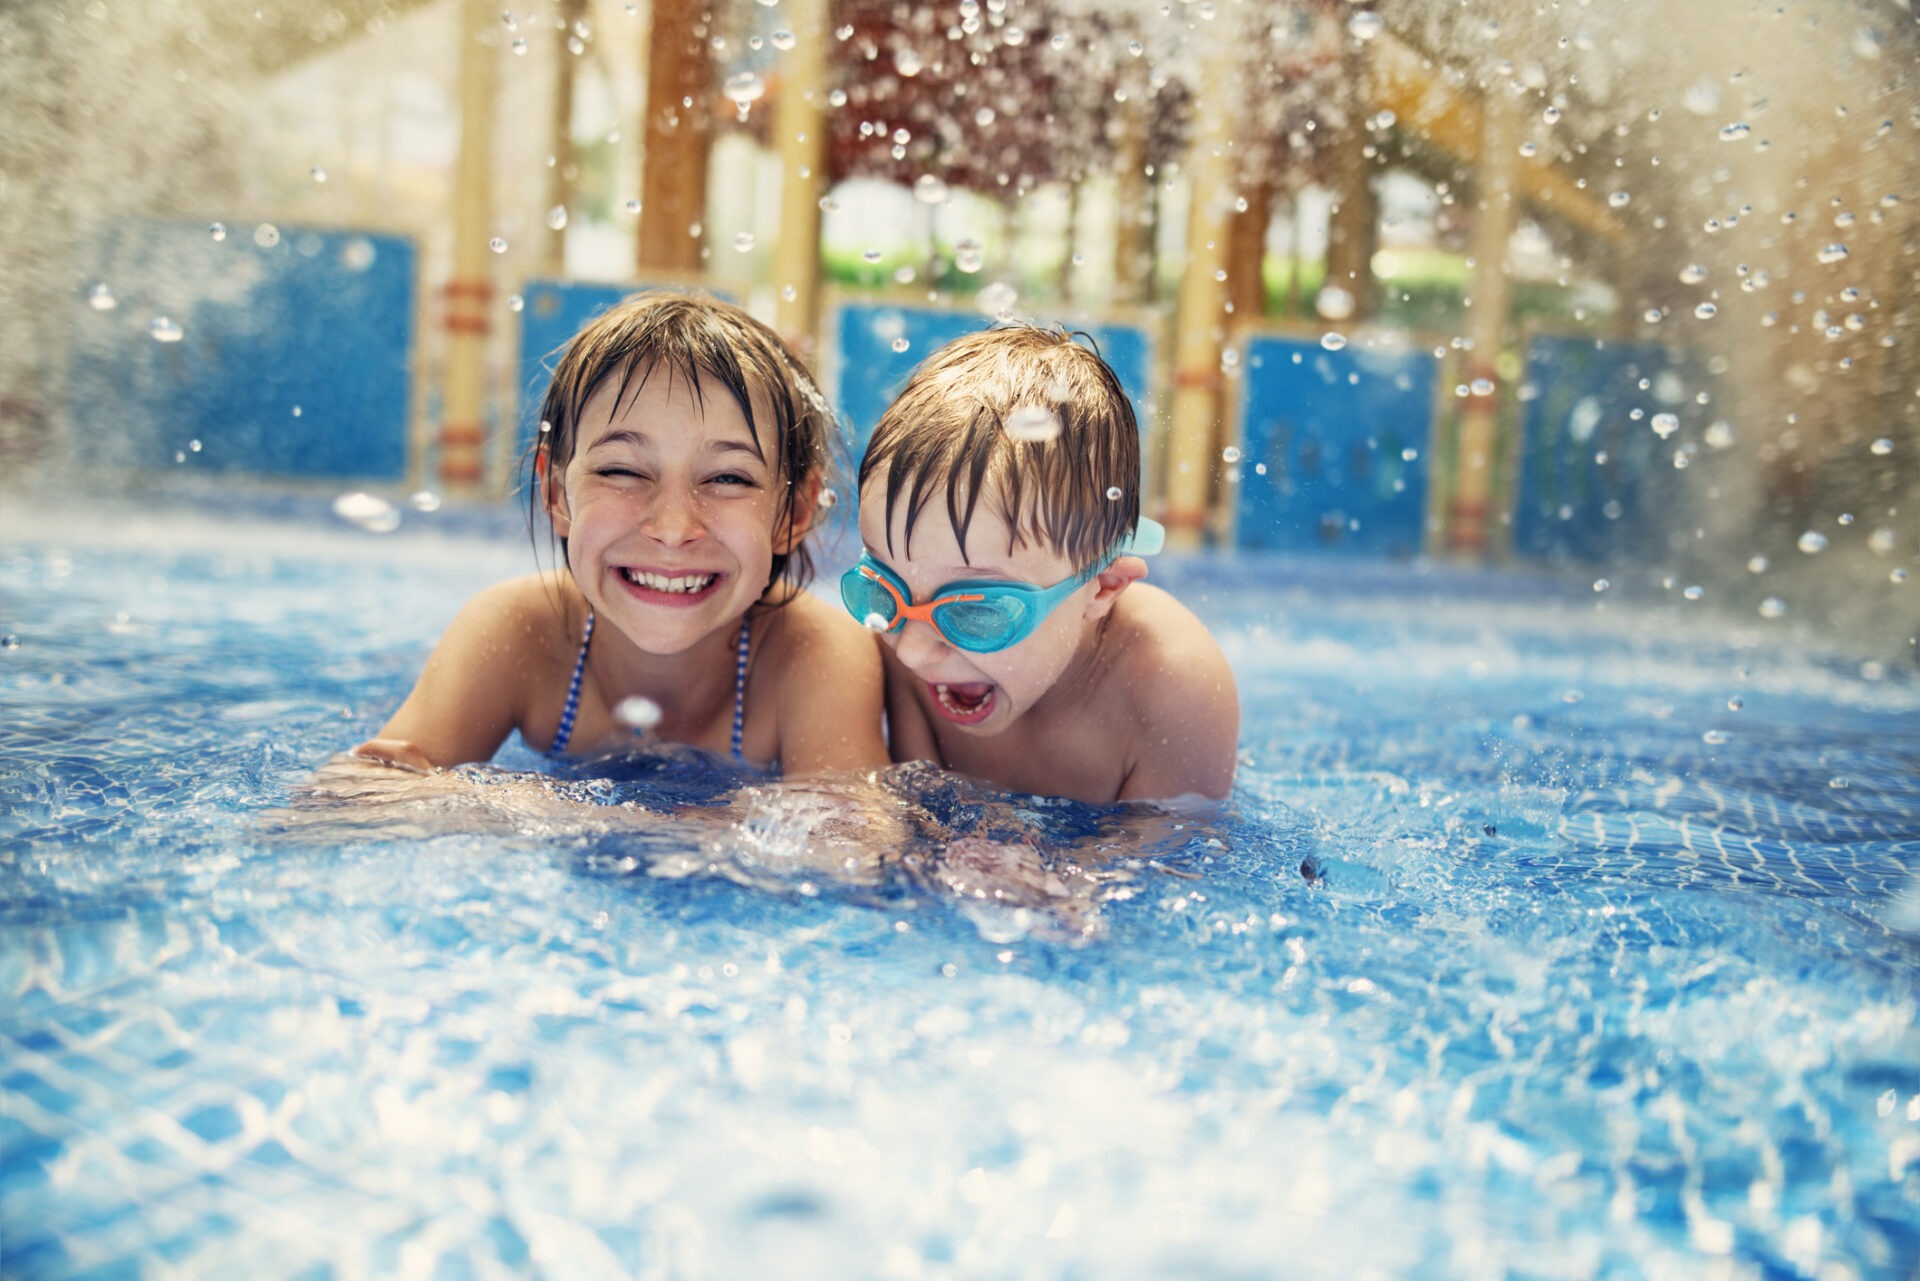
[730,616,750,762]
[550,607,594,757]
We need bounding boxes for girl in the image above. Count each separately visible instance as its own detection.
[354,291,889,778]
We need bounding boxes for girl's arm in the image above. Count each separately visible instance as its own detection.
[355,577,558,769]
[766,595,892,778]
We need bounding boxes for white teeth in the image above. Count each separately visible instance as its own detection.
[623,569,716,594]
[934,683,990,716]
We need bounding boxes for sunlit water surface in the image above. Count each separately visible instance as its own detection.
[3,506,1918,1280]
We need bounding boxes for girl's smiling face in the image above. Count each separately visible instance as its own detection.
[857,475,1111,736]
[549,364,801,655]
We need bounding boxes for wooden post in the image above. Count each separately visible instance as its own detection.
[1324,75,1378,320]
[1111,61,1151,305]
[439,0,499,492]
[544,0,586,276]
[1447,81,1519,558]
[772,0,827,357]
[1226,175,1271,324]
[1162,46,1238,550]
[638,0,713,274]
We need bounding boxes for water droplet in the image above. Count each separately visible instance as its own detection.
[149,316,184,343]
[1127,39,1144,57]
[732,231,756,253]
[209,221,228,242]
[332,491,401,533]
[624,198,642,215]
[408,490,442,512]
[311,165,328,183]
[890,336,910,353]
[1320,332,1348,352]
[1702,729,1731,745]
[1651,413,1679,439]
[954,238,984,274]
[1001,26,1026,47]
[1345,10,1384,39]
[1315,286,1356,321]
[862,612,891,633]
[253,223,281,248]
[975,106,996,128]
[1221,446,1242,464]
[780,284,797,302]
[0,636,17,651]
[1607,191,1630,209]
[817,195,839,213]
[1683,585,1704,601]
[1105,486,1123,501]
[893,47,923,77]
[1694,302,1717,320]
[860,248,883,264]
[87,283,117,311]
[291,405,303,418]
[1718,122,1751,142]
[1518,141,1538,158]
[834,24,853,40]
[1867,528,1896,554]
[914,174,949,205]
[1679,263,1708,284]
[770,29,795,51]
[1593,578,1610,593]
[1050,31,1069,50]
[489,237,508,254]
[817,489,837,510]
[724,71,766,106]
[546,206,569,231]
[1747,555,1769,574]
[1870,437,1893,455]
[1816,243,1849,265]
[511,36,528,55]
[1796,530,1828,554]
[1004,404,1062,444]
[1759,596,1788,620]
[615,696,663,730]
[507,293,524,312]
[1469,377,1495,397]
[975,281,1018,317]
[1892,568,1910,584]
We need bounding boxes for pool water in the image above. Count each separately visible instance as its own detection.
[3,504,1918,1280]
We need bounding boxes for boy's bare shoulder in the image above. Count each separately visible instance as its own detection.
[1105,583,1236,706]
[1099,583,1240,800]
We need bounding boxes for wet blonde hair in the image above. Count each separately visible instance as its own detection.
[859,324,1141,576]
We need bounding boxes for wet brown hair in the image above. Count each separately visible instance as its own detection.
[859,324,1141,577]
[528,290,835,598]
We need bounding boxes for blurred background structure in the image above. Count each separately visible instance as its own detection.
[1,0,1915,655]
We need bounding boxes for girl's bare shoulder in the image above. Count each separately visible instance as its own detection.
[451,571,585,660]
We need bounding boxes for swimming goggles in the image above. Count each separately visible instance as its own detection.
[839,517,1164,654]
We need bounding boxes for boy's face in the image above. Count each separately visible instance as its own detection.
[857,476,1113,736]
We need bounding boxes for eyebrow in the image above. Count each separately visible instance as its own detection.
[584,428,767,461]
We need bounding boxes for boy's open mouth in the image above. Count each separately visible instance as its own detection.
[618,567,721,603]
[930,680,997,725]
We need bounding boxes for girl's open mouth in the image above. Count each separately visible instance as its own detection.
[930,680,997,725]
[618,567,722,605]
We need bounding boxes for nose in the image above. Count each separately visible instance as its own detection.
[891,616,951,670]
[641,484,706,546]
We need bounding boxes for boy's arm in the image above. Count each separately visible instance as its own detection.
[355,579,543,769]
[1115,629,1240,804]
[878,643,945,767]
[769,597,892,778]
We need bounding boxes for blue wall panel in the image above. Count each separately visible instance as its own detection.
[1513,336,1710,564]
[829,301,1156,464]
[68,219,414,481]
[1232,335,1437,557]
[515,280,737,460]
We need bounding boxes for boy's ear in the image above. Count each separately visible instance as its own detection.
[537,448,571,537]
[1084,555,1147,621]
[776,472,823,554]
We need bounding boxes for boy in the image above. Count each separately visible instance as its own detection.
[842,325,1239,805]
